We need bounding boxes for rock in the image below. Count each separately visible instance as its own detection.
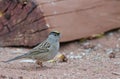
[0,0,120,46]
[0,0,49,46]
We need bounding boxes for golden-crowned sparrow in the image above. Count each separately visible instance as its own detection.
[3,31,60,66]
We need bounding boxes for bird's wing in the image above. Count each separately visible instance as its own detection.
[17,40,50,58]
[27,48,49,56]
[26,40,51,56]
[34,40,51,49]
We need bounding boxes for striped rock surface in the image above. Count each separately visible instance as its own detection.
[0,0,120,46]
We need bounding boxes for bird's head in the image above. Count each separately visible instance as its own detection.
[48,31,61,42]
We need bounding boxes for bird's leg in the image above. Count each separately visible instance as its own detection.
[35,60,43,68]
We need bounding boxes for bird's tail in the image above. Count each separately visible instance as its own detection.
[3,54,25,63]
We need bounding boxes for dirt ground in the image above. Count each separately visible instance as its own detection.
[0,30,120,79]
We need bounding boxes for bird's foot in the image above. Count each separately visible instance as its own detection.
[35,60,43,68]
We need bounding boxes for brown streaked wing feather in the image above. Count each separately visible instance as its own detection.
[27,48,49,56]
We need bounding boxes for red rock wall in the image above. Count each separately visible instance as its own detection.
[39,0,120,42]
[0,0,120,46]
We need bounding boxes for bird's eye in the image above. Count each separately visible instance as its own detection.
[54,34,57,36]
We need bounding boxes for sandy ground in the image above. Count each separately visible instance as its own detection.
[0,30,120,79]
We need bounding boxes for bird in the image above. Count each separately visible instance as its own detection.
[3,31,60,67]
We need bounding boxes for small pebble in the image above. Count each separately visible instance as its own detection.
[0,75,7,78]
[18,76,23,79]
[109,52,116,58]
